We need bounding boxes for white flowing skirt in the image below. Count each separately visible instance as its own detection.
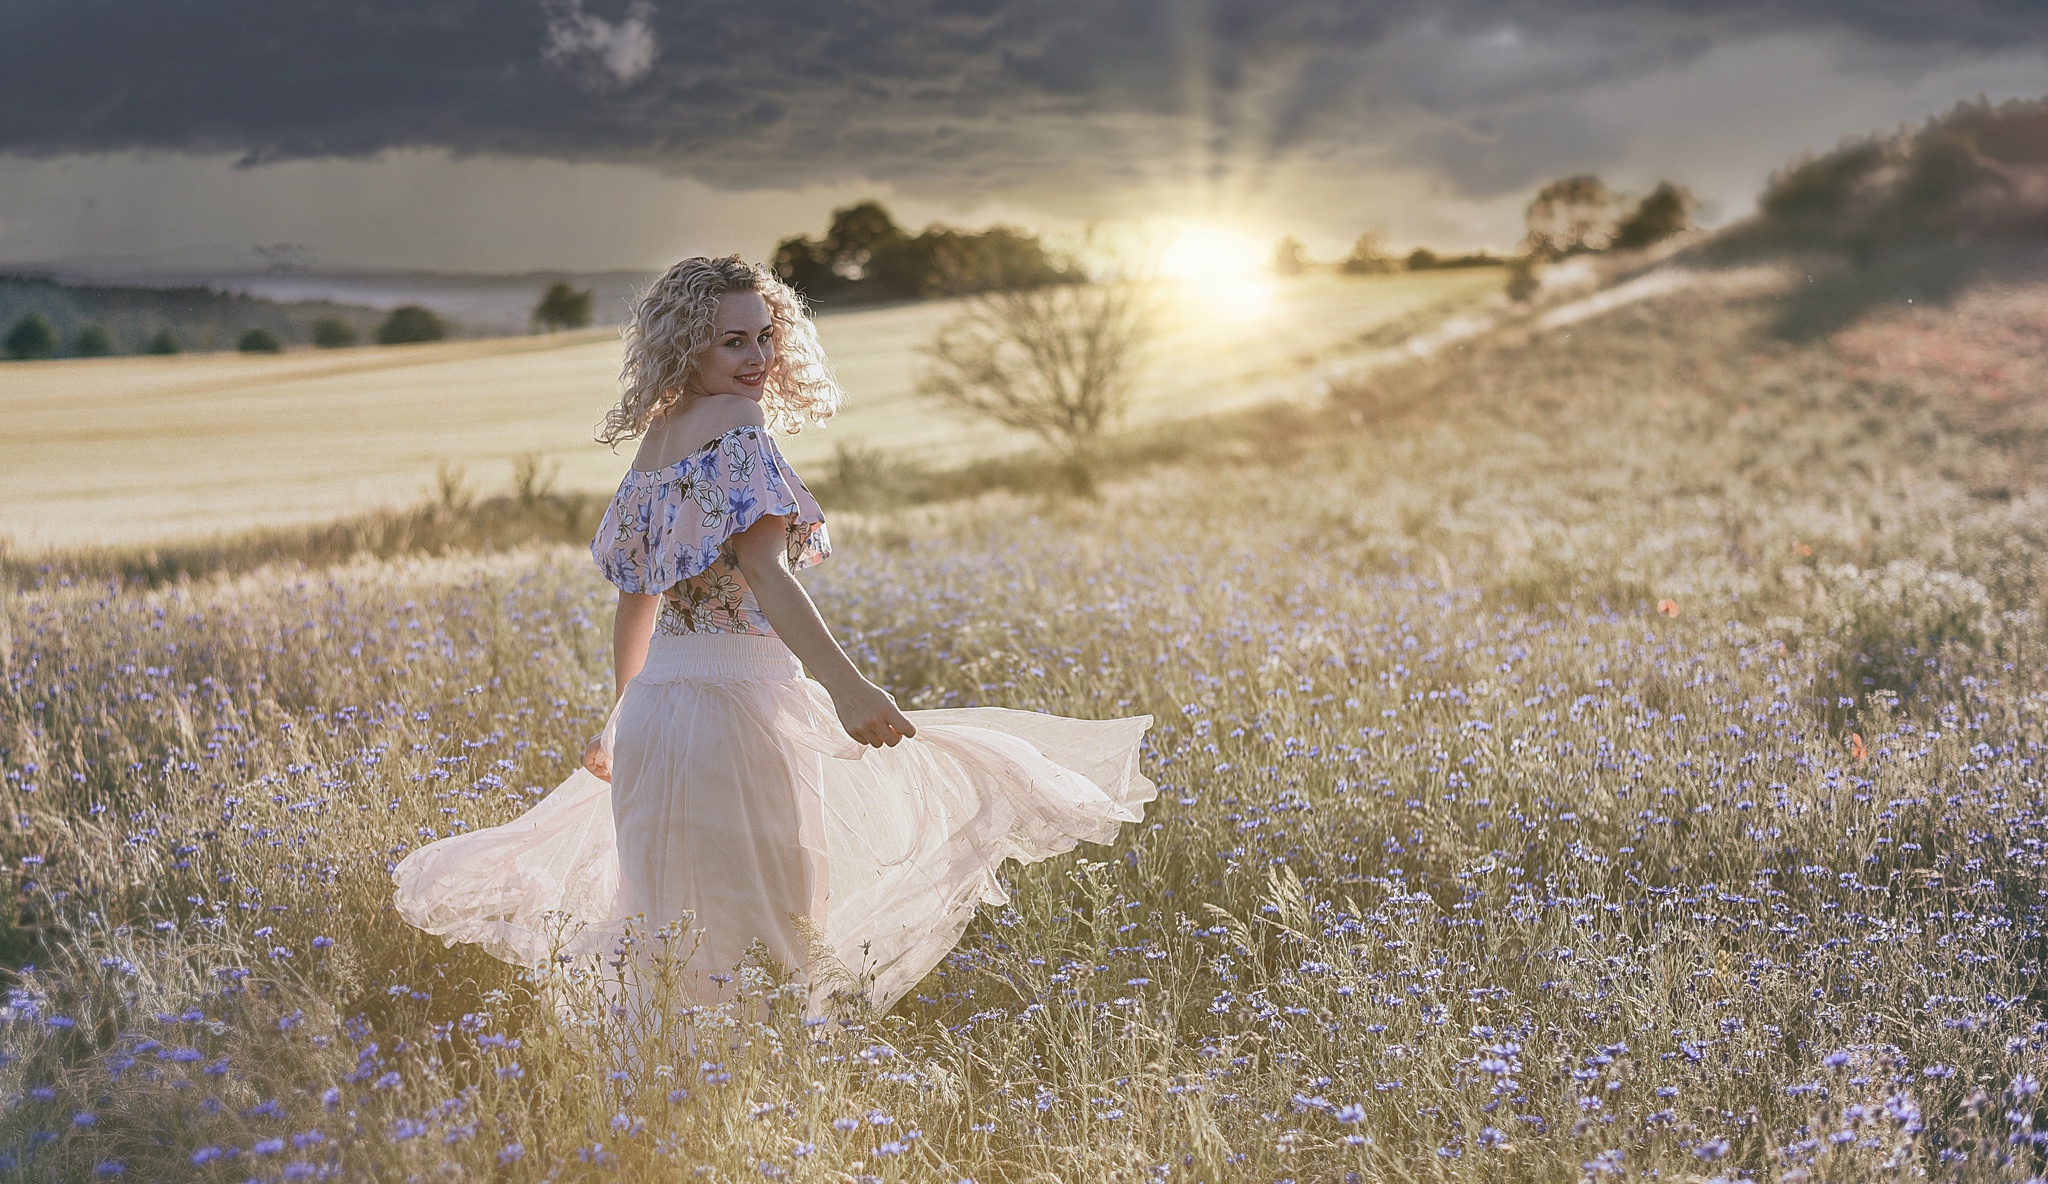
[391,633,1154,1013]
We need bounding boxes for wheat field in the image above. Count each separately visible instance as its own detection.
[0,270,1498,552]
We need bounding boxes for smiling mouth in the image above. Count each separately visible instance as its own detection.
[736,372,764,385]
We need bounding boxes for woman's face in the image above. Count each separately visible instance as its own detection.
[690,290,775,400]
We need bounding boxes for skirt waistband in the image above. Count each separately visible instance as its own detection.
[637,632,802,683]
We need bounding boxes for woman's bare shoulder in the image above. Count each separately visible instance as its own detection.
[630,397,768,472]
[688,395,767,439]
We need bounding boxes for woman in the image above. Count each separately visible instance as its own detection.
[392,256,1154,1019]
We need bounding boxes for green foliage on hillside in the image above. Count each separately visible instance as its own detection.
[1751,95,2048,251]
[773,200,1078,304]
[0,273,384,356]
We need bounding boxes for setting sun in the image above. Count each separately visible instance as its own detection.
[1157,221,1278,315]
[1159,222,1269,280]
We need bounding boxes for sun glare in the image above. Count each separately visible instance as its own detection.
[1159,223,1267,280]
[1158,222,1276,316]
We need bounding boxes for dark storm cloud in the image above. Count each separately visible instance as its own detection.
[1,0,2043,198]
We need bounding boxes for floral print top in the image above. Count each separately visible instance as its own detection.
[589,425,830,638]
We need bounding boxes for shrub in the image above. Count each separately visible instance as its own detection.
[311,317,358,349]
[237,328,284,354]
[1504,256,1542,302]
[143,329,180,355]
[532,282,593,332]
[1611,182,1699,250]
[70,324,114,357]
[4,313,56,360]
[376,305,448,345]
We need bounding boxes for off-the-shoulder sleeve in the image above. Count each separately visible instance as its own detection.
[589,427,830,593]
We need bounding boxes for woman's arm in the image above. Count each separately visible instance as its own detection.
[583,589,661,780]
[732,514,916,748]
[612,589,661,701]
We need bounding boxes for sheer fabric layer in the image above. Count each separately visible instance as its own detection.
[390,634,1155,1013]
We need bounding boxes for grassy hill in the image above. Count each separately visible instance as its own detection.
[1,246,2043,1180]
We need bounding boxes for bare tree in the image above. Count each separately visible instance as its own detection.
[919,264,1158,495]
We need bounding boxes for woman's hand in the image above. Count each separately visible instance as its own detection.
[582,734,612,781]
[831,678,917,748]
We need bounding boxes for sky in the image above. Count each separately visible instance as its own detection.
[0,0,2044,275]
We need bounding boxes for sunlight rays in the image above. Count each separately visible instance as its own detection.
[1158,221,1277,317]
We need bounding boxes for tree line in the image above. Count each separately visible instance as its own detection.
[772,201,1077,303]
[0,274,611,361]
[1738,94,2048,255]
[0,306,462,360]
[1310,176,1697,283]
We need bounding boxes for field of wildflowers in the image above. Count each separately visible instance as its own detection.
[2,267,2046,1182]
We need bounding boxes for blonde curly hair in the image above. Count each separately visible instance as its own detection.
[597,255,841,445]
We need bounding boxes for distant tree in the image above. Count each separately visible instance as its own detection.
[144,329,181,355]
[772,234,839,301]
[532,281,593,332]
[376,305,447,345]
[72,324,114,357]
[1523,175,1619,258]
[5,313,56,360]
[1405,247,1439,271]
[920,253,1159,495]
[1342,232,1395,274]
[822,201,904,281]
[1612,182,1699,251]
[1271,236,1308,276]
[905,225,1073,297]
[238,328,284,354]
[312,317,358,349]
